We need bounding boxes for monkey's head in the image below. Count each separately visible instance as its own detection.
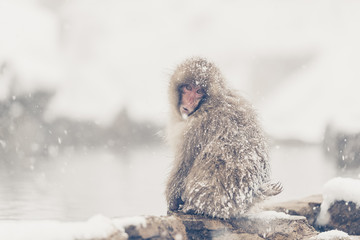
[170,57,226,120]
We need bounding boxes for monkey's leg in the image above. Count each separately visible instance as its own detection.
[260,181,283,197]
[180,155,248,219]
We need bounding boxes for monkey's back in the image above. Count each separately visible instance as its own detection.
[180,94,271,219]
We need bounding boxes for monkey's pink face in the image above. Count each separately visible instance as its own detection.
[179,84,205,119]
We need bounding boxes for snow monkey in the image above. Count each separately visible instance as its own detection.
[166,57,282,219]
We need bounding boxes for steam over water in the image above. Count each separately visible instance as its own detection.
[0,147,170,221]
[0,144,336,221]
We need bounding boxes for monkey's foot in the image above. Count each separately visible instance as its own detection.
[260,181,283,197]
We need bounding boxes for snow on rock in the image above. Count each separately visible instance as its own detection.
[263,194,323,227]
[311,230,350,240]
[317,177,360,225]
[75,215,123,239]
[247,210,293,220]
[0,215,127,240]
[112,216,147,230]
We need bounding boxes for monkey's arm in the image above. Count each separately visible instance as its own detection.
[166,171,184,211]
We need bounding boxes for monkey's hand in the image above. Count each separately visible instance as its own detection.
[166,172,185,212]
[168,195,184,212]
[260,181,283,197]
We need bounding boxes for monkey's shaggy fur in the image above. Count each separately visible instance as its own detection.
[166,57,282,219]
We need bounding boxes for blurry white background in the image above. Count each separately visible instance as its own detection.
[0,0,359,221]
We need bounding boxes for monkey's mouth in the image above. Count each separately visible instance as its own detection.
[180,106,195,119]
[180,107,199,120]
[180,108,190,119]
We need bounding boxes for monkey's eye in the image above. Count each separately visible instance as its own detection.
[196,89,204,95]
[185,85,192,91]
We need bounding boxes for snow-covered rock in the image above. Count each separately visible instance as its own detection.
[316,178,360,235]
[0,212,317,240]
[264,192,360,237]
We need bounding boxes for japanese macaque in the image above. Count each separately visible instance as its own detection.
[166,57,282,219]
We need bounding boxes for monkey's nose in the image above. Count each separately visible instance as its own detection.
[183,107,189,113]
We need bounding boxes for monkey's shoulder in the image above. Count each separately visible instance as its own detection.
[205,104,256,128]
